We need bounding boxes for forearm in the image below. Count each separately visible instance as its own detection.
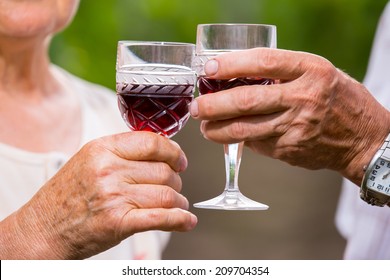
[0,203,65,259]
[338,82,390,186]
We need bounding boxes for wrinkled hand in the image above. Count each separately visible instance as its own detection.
[190,48,390,184]
[0,132,197,259]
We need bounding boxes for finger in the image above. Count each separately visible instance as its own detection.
[100,132,188,173]
[192,83,287,120]
[204,48,324,81]
[122,184,189,210]
[125,208,198,233]
[200,112,287,144]
[120,160,183,192]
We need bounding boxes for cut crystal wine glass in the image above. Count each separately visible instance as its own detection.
[192,24,277,210]
[116,41,196,138]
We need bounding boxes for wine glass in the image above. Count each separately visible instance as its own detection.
[116,41,196,138]
[192,24,277,210]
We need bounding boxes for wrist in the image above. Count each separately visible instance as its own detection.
[342,124,390,186]
[0,198,67,259]
[0,213,54,259]
[342,138,383,186]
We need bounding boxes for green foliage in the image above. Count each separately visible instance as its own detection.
[50,0,388,89]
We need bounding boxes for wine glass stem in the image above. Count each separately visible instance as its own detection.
[224,142,243,192]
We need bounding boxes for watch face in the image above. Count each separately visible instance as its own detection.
[367,158,390,195]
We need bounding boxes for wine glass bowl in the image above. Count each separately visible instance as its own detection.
[192,24,277,210]
[116,41,196,138]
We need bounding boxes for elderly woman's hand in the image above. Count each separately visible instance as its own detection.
[0,132,197,259]
[190,48,390,185]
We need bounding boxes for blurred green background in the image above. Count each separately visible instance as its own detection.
[50,0,388,259]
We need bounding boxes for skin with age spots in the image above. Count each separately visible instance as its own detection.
[0,0,197,260]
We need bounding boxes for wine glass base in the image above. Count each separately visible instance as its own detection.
[193,190,269,211]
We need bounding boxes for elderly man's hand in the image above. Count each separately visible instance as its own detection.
[190,48,390,185]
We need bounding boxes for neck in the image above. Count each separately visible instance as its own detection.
[0,36,59,99]
[0,36,82,155]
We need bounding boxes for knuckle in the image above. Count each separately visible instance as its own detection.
[160,187,177,208]
[319,61,337,83]
[80,139,113,176]
[272,120,289,136]
[198,95,215,118]
[82,138,105,157]
[155,163,183,192]
[146,208,191,231]
[164,208,187,228]
[235,88,258,113]
[174,210,193,231]
[309,57,338,87]
[138,133,161,158]
[170,208,186,223]
[228,120,248,140]
[255,48,278,72]
[156,163,175,184]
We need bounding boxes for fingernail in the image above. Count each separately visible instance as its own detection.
[200,122,209,140]
[169,140,188,172]
[200,121,204,135]
[190,213,198,228]
[179,154,188,172]
[189,99,198,118]
[183,197,190,210]
[204,59,219,76]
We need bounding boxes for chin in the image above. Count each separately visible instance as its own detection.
[0,1,77,39]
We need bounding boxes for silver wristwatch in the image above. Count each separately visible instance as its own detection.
[360,133,390,207]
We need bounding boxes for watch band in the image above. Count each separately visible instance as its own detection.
[360,133,390,207]
[361,189,390,207]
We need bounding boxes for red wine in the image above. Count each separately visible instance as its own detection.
[197,77,274,95]
[117,82,194,137]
